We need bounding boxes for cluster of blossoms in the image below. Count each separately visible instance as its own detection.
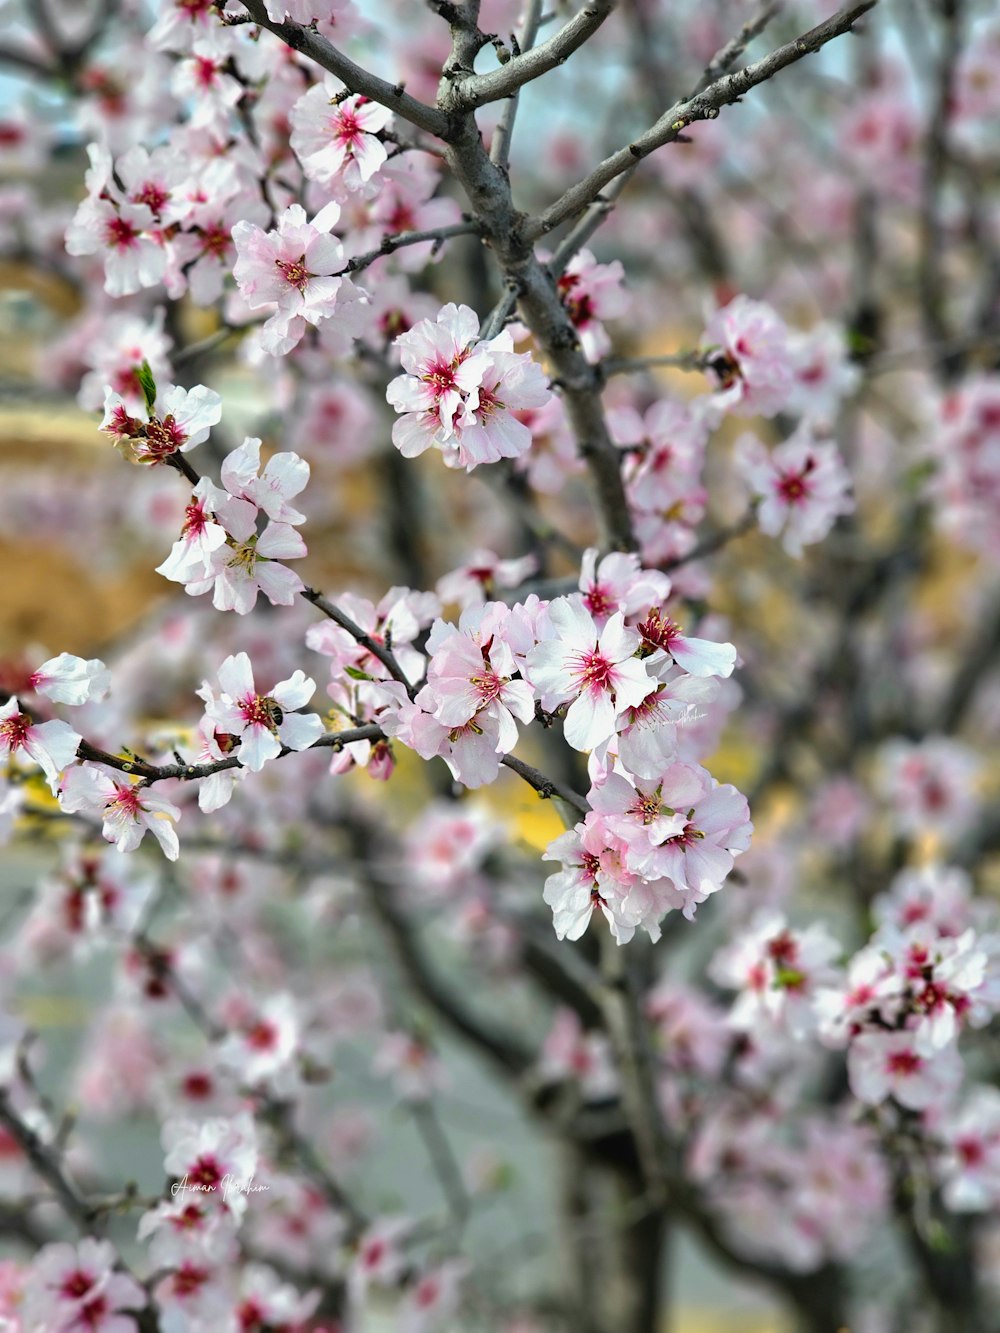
[925,375,1000,556]
[696,296,858,556]
[364,546,749,941]
[154,433,312,616]
[706,865,1000,1227]
[6,0,1000,1326]
[100,380,222,466]
[386,303,552,470]
[232,201,368,356]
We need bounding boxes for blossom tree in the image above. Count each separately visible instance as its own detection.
[0,1,999,1331]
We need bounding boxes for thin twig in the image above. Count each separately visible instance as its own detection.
[489,0,545,171]
[237,1,450,138]
[528,2,880,239]
[454,0,615,108]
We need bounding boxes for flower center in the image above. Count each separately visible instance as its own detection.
[572,649,613,693]
[188,1154,222,1189]
[61,1269,96,1301]
[173,1263,210,1297]
[104,214,140,251]
[470,670,503,705]
[239,693,283,731]
[0,709,31,750]
[107,784,144,818]
[246,1019,278,1050]
[132,181,169,214]
[140,414,187,461]
[777,472,809,503]
[636,607,682,655]
[227,537,259,576]
[886,1050,922,1077]
[626,788,667,826]
[182,498,211,537]
[275,255,310,291]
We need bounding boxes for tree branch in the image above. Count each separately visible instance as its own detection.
[454,0,616,108]
[237,1,450,138]
[489,0,545,171]
[341,220,481,275]
[302,587,418,695]
[528,1,880,240]
[0,1091,97,1233]
[349,823,534,1077]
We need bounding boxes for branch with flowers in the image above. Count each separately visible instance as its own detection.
[2,0,1000,1331]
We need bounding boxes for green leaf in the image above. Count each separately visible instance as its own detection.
[136,360,158,415]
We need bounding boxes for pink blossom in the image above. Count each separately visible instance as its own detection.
[171,31,245,130]
[373,1032,445,1101]
[639,763,753,917]
[290,82,392,191]
[351,1217,410,1293]
[736,425,854,557]
[233,1264,320,1331]
[577,548,671,626]
[155,477,228,585]
[613,397,710,513]
[387,303,550,471]
[58,765,181,860]
[526,599,656,751]
[421,602,535,753]
[935,1088,1000,1212]
[511,394,582,493]
[27,654,110,707]
[22,1239,145,1333]
[148,0,220,53]
[76,308,173,413]
[204,651,325,771]
[436,549,537,609]
[711,912,842,1039]
[877,922,993,1053]
[588,769,688,856]
[399,1261,467,1333]
[217,992,301,1087]
[0,698,80,794]
[198,496,307,614]
[873,863,977,939]
[701,295,795,418]
[876,736,981,842]
[635,606,737,679]
[232,201,360,356]
[137,1195,237,1268]
[541,816,648,943]
[646,980,731,1079]
[152,1259,231,1327]
[357,151,462,271]
[815,945,903,1047]
[219,437,310,525]
[539,1008,617,1100]
[161,1111,259,1220]
[848,1030,963,1110]
[787,322,860,424]
[66,145,167,297]
[383,687,508,788]
[602,672,720,780]
[289,378,378,465]
[100,381,222,464]
[554,248,628,361]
